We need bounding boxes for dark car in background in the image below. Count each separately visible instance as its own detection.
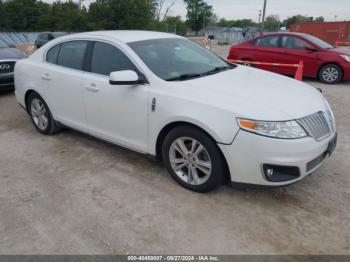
[34,32,68,49]
[228,32,350,84]
[0,39,26,91]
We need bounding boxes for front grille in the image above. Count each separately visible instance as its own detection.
[297,112,331,141]
[307,151,327,172]
[0,61,16,74]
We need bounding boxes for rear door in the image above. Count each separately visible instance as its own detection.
[277,35,319,77]
[43,40,89,132]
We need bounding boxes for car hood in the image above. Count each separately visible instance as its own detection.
[330,47,350,55]
[171,66,326,121]
[0,48,26,60]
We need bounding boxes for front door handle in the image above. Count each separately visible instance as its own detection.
[85,83,99,92]
[41,73,52,81]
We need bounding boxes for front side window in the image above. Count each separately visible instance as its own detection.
[281,36,311,50]
[46,45,60,64]
[129,38,233,81]
[254,36,279,48]
[302,34,333,49]
[57,41,87,70]
[90,42,137,76]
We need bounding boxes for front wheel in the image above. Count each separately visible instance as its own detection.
[319,64,343,84]
[162,126,225,193]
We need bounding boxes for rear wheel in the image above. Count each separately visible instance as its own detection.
[162,126,225,193]
[28,92,62,135]
[319,64,342,84]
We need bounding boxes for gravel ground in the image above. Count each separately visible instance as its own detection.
[0,43,349,254]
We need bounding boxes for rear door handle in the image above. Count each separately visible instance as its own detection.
[41,73,51,81]
[85,83,99,92]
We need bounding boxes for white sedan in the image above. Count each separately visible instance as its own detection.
[14,31,337,192]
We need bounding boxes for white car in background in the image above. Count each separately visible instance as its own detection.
[14,31,337,192]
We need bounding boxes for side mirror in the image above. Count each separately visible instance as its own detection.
[109,70,145,85]
[305,46,318,52]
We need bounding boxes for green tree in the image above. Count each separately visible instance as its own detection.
[184,0,213,35]
[88,0,156,30]
[1,0,41,31]
[50,1,88,32]
[216,18,257,28]
[314,16,325,22]
[282,15,314,29]
[264,15,280,31]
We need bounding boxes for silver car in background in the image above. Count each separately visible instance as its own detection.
[0,39,26,91]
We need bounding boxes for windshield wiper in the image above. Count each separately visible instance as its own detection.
[166,66,233,81]
[166,73,202,81]
[202,66,232,76]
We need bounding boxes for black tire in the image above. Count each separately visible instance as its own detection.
[28,92,62,135]
[162,126,225,193]
[319,64,343,84]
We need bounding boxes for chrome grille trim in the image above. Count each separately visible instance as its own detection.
[298,112,331,141]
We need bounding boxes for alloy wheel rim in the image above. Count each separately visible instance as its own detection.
[169,137,212,186]
[322,67,339,82]
[31,98,48,130]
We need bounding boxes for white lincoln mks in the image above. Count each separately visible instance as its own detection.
[14,31,337,192]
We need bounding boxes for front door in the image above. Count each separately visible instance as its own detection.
[277,35,319,77]
[82,41,149,152]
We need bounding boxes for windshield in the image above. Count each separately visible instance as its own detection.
[0,40,8,48]
[303,34,333,49]
[129,38,234,81]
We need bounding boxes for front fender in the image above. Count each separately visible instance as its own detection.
[148,94,239,155]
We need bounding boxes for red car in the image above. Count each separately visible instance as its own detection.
[228,32,350,84]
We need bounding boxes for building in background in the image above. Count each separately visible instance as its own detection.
[290,21,350,46]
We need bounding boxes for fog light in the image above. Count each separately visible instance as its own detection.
[266,168,274,178]
[263,164,300,182]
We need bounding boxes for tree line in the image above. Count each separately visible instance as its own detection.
[0,0,326,35]
[217,15,325,31]
[0,0,189,35]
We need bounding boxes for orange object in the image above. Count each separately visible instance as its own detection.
[294,61,304,81]
[290,21,350,46]
[239,119,257,129]
[335,41,350,47]
[227,59,304,81]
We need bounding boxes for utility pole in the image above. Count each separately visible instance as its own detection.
[260,0,267,33]
[258,10,262,24]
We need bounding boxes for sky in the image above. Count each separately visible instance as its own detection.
[44,0,350,22]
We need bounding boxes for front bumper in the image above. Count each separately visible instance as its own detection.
[0,72,14,90]
[219,130,337,186]
[343,62,350,81]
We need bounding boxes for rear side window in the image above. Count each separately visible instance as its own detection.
[46,45,60,64]
[254,36,279,48]
[57,41,87,70]
[90,42,137,76]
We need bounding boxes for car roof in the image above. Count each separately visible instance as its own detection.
[73,30,182,43]
[257,32,311,38]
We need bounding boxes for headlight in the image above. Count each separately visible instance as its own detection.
[324,98,336,131]
[237,118,307,139]
[340,54,350,63]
